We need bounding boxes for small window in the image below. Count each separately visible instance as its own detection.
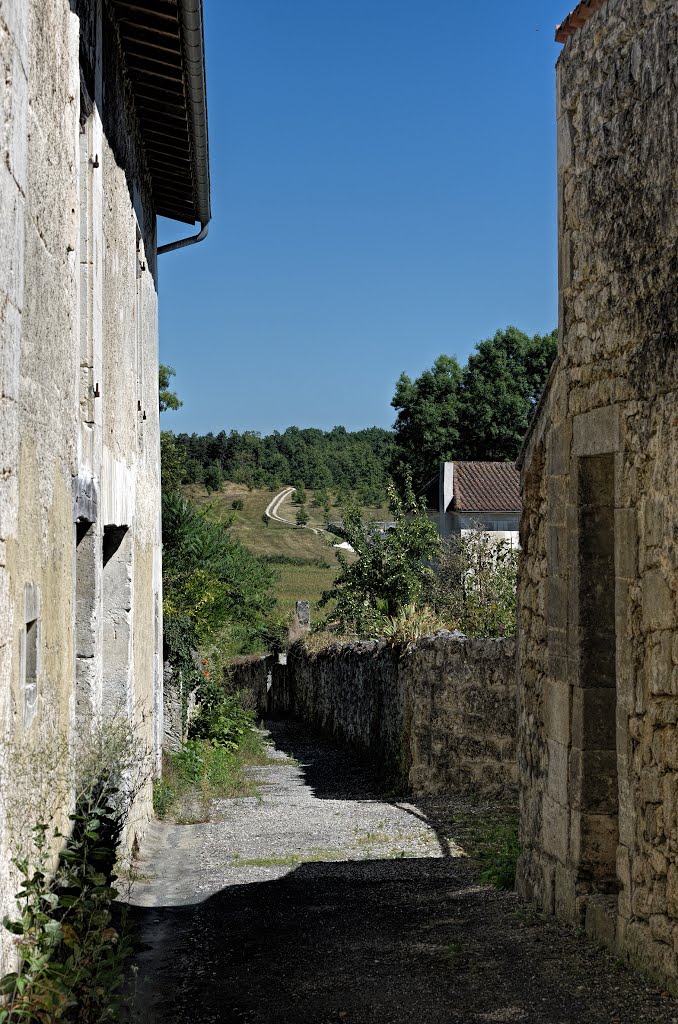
[23,618,38,729]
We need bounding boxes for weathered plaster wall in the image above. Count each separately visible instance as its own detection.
[0,0,162,970]
[517,0,678,990]
[249,634,517,797]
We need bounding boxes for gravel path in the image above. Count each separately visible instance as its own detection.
[128,720,678,1024]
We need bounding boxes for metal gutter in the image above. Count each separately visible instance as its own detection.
[158,0,211,254]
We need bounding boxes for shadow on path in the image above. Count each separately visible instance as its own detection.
[263,718,458,858]
[127,719,677,1024]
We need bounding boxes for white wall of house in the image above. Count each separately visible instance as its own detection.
[431,510,520,547]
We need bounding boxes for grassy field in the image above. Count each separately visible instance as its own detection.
[184,482,389,623]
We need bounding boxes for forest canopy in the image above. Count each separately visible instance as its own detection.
[173,425,394,506]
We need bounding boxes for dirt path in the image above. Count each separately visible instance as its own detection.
[263,486,332,537]
[128,722,678,1024]
[264,486,296,524]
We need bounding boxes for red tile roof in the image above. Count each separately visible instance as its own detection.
[555,0,606,44]
[451,462,521,513]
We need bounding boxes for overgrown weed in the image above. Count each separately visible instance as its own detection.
[449,806,520,889]
[153,739,262,821]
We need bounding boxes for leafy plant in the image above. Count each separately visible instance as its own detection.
[319,482,441,637]
[189,681,255,751]
[161,490,275,655]
[0,784,131,1022]
[295,506,309,527]
[427,530,518,638]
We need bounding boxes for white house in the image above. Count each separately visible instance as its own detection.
[423,462,521,546]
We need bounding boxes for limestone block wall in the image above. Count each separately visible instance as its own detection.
[258,634,517,797]
[517,0,678,991]
[0,0,162,971]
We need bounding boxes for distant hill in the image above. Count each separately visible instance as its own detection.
[185,481,390,623]
[173,425,393,507]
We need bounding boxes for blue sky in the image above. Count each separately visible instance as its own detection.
[158,0,568,436]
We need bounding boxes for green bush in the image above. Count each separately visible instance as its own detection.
[427,530,518,638]
[0,786,130,1022]
[320,482,440,637]
[231,499,244,511]
[189,682,255,750]
[162,490,275,656]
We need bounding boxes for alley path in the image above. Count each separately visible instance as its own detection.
[128,722,678,1024]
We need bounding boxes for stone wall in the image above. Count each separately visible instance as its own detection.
[239,633,517,798]
[226,655,271,716]
[0,0,162,971]
[517,0,678,991]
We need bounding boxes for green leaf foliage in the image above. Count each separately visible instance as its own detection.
[158,363,182,413]
[0,782,132,1022]
[390,355,463,493]
[426,530,518,638]
[320,483,441,636]
[390,327,557,492]
[162,490,276,657]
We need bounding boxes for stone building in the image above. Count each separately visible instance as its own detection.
[516,0,678,989]
[0,0,210,968]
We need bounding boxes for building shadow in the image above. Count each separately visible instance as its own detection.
[126,855,485,1023]
[261,717,496,860]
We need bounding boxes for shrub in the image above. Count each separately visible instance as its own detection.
[0,720,148,1023]
[320,482,440,637]
[189,681,255,750]
[231,499,244,511]
[427,530,518,638]
[295,507,309,527]
[203,462,223,494]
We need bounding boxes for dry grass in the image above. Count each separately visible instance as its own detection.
[184,482,388,622]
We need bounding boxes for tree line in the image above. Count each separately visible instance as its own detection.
[164,325,557,501]
[173,425,394,506]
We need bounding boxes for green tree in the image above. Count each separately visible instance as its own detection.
[390,355,463,493]
[292,483,307,505]
[160,430,186,492]
[389,329,557,491]
[296,506,309,527]
[204,462,223,494]
[456,327,557,461]
[320,484,441,636]
[162,491,275,654]
[159,363,183,413]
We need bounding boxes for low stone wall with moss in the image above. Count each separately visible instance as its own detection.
[257,633,518,798]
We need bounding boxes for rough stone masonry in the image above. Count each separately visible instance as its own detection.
[517,0,678,992]
[234,633,517,799]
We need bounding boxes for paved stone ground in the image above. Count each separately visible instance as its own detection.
[127,721,678,1023]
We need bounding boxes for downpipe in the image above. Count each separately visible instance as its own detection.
[158,221,209,256]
